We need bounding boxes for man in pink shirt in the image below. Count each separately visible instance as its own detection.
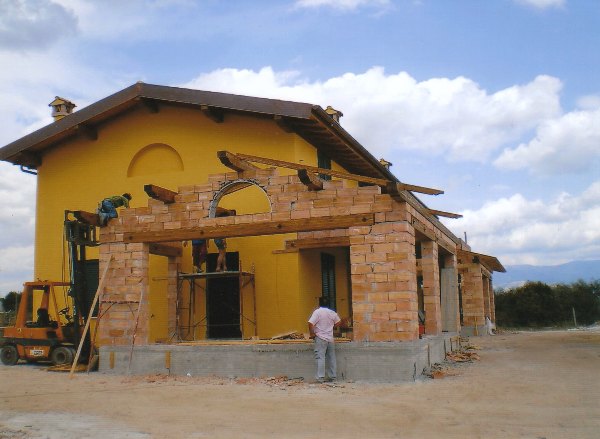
[308,298,342,383]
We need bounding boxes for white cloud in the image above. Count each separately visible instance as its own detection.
[514,0,565,9]
[182,67,562,162]
[0,0,78,51]
[445,181,600,265]
[294,0,390,11]
[494,108,600,175]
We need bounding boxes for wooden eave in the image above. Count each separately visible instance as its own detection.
[457,249,506,273]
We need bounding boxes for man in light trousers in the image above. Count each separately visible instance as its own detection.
[308,297,342,383]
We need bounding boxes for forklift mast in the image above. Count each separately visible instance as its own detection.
[64,210,99,348]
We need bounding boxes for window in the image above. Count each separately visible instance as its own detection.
[317,151,332,181]
[321,253,336,310]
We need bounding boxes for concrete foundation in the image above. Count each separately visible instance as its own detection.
[99,333,460,382]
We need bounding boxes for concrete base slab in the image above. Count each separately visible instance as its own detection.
[99,333,461,382]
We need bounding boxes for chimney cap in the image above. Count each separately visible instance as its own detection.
[379,158,393,169]
[49,96,76,121]
[325,105,343,122]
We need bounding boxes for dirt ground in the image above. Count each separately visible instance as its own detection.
[1,329,599,439]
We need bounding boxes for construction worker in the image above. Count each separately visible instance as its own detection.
[308,297,343,383]
[97,193,131,226]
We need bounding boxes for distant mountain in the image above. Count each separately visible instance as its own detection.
[494,260,600,290]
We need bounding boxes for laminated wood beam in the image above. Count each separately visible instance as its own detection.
[144,184,176,204]
[123,213,374,244]
[73,210,102,227]
[217,150,260,172]
[297,169,323,191]
[286,236,350,250]
[200,105,224,123]
[427,209,463,219]
[149,243,182,257]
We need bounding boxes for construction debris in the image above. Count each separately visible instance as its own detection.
[270,331,306,340]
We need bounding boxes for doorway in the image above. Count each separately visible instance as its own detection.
[206,252,241,339]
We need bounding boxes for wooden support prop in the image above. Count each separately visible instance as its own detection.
[127,286,145,374]
[297,169,323,191]
[149,243,182,257]
[200,105,224,123]
[144,184,176,204]
[217,150,261,172]
[124,213,374,244]
[427,209,463,219]
[70,256,112,378]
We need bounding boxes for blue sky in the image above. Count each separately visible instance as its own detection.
[1,0,599,293]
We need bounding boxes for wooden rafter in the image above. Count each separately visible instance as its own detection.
[144,184,177,204]
[217,150,261,172]
[287,236,350,250]
[427,209,463,219]
[137,97,159,113]
[75,123,97,141]
[123,213,374,244]
[297,169,323,191]
[200,105,224,123]
[274,115,293,133]
[386,182,444,196]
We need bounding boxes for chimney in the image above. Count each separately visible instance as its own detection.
[325,105,343,123]
[49,96,76,121]
[379,158,392,170]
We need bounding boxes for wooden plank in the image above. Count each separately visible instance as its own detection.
[217,150,260,172]
[149,243,182,257]
[73,210,102,227]
[427,209,463,219]
[235,152,389,186]
[124,214,374,244]
[386,182,444,196]
[144,184,176,204]
[297,169,323,191]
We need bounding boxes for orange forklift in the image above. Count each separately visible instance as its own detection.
[0,213,98,366]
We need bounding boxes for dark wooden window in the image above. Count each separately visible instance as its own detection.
[317,151,332,181]
[321,253,336,310]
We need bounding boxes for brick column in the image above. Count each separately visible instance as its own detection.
[350,220,418,342]
[489,277,496,322]
[167,255,179,338]
[98,240,150,346]
[482,273,491,320]
[421,241,441,335]
[459,264,485,333]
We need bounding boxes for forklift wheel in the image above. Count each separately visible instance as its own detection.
[50,346,74,366]
[0,345,19,366]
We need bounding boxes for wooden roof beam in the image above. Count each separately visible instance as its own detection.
[137,97,159,113]
[385,182,444,196]
[75,123,97,141]
[297,169,323,191]
[144,184,176,204]
[200,105,224,123]
[217,150,261,173]
[124,213,374,244]
[427,209,463,219]
[274,115,294,133]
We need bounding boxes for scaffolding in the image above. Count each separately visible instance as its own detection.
[175,263,256,341]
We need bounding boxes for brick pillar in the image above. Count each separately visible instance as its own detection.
[421,241,441,335]
[482,273,491,320]
[350,220,418,342]
[98,241,150,345]
[459,263,485,333]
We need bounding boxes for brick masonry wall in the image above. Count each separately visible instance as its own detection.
[96,168,469,345]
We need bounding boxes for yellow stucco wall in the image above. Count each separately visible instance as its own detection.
[34,105,351,342]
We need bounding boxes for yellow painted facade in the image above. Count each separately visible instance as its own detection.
[34,104,351,342]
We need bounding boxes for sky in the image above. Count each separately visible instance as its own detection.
[1,0,599,293]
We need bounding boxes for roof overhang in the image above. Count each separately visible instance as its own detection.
[457,249,506,273]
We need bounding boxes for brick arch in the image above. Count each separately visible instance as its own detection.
[208,178,271,218]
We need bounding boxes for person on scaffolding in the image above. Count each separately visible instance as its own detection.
[97,193,131,226]
[192,239,208,273]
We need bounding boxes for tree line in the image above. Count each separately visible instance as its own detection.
[495,280,600,327]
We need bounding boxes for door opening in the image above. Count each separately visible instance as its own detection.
[206,252,241,339]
